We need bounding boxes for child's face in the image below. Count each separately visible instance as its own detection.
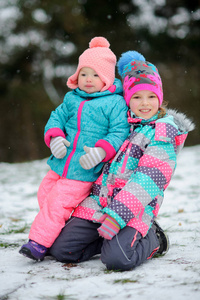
[129,90,159,119]
[78,67,105,93]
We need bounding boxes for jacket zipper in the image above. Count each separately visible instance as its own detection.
[121,143,132,174]
[62,100,87,177]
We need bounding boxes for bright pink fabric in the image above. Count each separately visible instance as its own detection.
[95,139,116,161]
[123,73,163,107]
[44,128,66,147]
[155,123,167,142]
[138,154,173,183]
[175,133,188,146]
[114,190,143,216]
[29,170,93,247]
[108,84,116,93]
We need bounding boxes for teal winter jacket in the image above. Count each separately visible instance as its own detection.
[44,78,130,182]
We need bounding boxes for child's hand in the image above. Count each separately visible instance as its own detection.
[98,214,120,240]
[50,136,70,159]
[79,146,106,169]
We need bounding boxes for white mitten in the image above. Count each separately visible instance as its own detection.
[79,146,106,170]
[50,136,70,159]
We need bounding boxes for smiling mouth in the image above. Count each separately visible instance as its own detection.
[140,109,151,113]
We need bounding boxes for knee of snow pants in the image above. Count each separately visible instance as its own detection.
[101,226,159,271]
[50,217,103,263]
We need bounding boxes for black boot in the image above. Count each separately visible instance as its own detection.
[152,221,169,255]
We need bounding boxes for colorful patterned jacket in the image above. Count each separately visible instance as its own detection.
[73,109,194,236]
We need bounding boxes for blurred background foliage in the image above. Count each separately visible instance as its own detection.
[0,0,199,162]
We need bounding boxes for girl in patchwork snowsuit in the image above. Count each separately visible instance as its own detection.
[49,50,194,271]
[19,37,130,261]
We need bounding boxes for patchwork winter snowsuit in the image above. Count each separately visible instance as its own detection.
[50,109,194,270]
[29,78,130,247]
[72,110,190,234]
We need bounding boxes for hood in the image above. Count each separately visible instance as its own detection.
[167,109,195,133]
[73,78,123,99]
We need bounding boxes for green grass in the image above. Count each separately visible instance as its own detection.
[0,224,29,235]
[41,291,77,300]
[114,278,138,284]
[0,242,20,248]
[104,268,122,274]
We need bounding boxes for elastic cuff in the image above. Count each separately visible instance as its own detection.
[44,128,66,147]
[95,140,116,161]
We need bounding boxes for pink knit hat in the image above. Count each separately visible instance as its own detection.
[117,51,163,107]
[67,37,116,92]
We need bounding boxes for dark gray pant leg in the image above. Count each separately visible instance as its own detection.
[50,217,103,262]
[101,226,159,271]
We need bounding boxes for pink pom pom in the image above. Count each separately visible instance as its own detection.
[89,37,110,48]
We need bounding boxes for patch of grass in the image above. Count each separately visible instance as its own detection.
[9,217,22,222]
[46,276,70,281]
[159,213,171,218]
[56,292,76,300]
[0,295,9,300]
[0,242,20,248]
[104,269,122,274]
[114,278,138,284]
[0,225,29,235]
[153,253,167,258]
[41,291,77,300]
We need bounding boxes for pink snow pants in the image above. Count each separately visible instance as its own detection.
[29,170,93,247]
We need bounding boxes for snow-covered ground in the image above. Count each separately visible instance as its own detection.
[0,145,200,300]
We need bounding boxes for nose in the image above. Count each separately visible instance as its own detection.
[86,75,92,82]
[141,97,149,105]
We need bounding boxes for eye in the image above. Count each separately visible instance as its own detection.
[94,74,99,77]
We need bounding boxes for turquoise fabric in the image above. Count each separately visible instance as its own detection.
[44,78,130,181]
